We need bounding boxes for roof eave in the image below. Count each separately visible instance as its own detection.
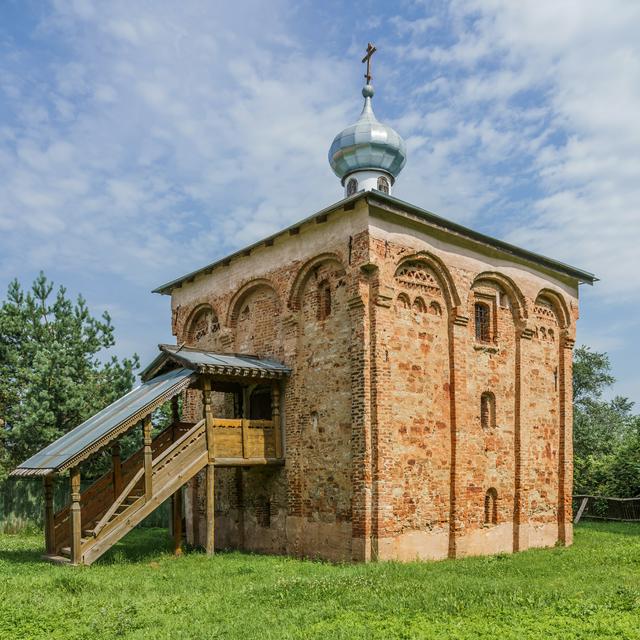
[366,192,598,286]
[153,189,597,295]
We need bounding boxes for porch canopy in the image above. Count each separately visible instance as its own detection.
[11,345,290,478]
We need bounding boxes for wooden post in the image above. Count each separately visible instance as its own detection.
[43,476,55,554]
[272,383,282,459]
[143,416,153,501]
[170,396,180,539]
[241,387,250,458]
[112,442,122,498]
[173,487,183,556]
[574,497,589,524]
[203,377,215,555]
[70,467,82,565]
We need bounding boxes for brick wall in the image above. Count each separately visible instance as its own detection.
[170,198,578,561]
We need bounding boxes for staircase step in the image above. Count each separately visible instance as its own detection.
[60,538,88,558]
[42,553,71,565]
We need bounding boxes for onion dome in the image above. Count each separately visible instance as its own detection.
[328,84,407,196]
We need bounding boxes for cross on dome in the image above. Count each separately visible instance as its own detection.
[362,42,377,84]
[328,44,407,198]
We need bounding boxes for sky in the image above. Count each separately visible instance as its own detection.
[0,0,638,404]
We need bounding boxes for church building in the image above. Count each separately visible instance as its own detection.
[12,46,595,565]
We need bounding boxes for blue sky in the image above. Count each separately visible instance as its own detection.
[1,0,638,404]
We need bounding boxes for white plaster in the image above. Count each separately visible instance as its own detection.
[344,170,393,197]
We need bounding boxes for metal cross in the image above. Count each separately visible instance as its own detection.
[362,42,377,84]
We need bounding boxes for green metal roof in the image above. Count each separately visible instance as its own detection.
[153,191,596,295]
[141,344,291,382]
[11,368,195,477]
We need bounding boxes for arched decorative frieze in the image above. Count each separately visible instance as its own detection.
[287,252,347,311]
[395,292,411,311]
[412,296,427,313]
[429,301,442,316]
[534,288,571,330]
[394,252,461,313]
[227,278,281,327]
[184,304,220,345]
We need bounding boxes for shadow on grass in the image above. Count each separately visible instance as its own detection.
[95,527,176,565]
[0,527,176,566]
[576,521,640,537]
[0,546,44,565]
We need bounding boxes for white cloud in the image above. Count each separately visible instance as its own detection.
[0,0,355,287]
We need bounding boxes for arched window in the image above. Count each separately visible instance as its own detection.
[480,392,495,430]
[474,302,491,342]
[317,281,331,320]
[377,176,390,194]
[346,178,358,196]
[484,488,498,525]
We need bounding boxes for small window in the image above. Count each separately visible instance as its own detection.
[484,488,498,525]
[346,178,358,196]
[377,176,390,194]
[318,281,331,320]
[480,392,495,430]
[475,302,491,342]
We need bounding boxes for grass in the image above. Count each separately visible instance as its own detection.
[0,523,639,639]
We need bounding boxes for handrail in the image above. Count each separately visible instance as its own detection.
[91,467,145,538]
[53,423,177,528]
[152,419,205,470]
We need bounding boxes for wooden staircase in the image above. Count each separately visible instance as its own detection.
[50,419,208,566]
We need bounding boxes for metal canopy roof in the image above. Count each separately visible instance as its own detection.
[11,368,195,477]
[141,344,291,382]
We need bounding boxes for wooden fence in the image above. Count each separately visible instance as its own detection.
[573,494,640,524]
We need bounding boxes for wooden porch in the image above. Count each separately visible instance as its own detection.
[11,346,290,566]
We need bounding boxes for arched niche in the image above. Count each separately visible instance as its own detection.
[184,304,220,346]
[227,278,281,328]
[534,288,571,330]
[287,253,347,312]
[394,252,460,313]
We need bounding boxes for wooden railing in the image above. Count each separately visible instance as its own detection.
[80,420,208,565]
[52,422,193,553]
[212,418,276,459]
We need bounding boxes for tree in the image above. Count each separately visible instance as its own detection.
[0,273,139,481]
[573,345,640,497]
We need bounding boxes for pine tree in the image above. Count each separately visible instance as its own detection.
[0,273,139,480]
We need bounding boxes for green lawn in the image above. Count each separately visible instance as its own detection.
[1,523,639,640]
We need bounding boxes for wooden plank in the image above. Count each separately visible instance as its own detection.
[272,383,282,459]
[205,463,215,555]
[70,468,82,565]
[241,387,248,458]
[43,476,55,554]
[143,416,153,501]
[112,443,122,497]
[213,457,285,467]
[173,488,183,556]
[574,497,589,524]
